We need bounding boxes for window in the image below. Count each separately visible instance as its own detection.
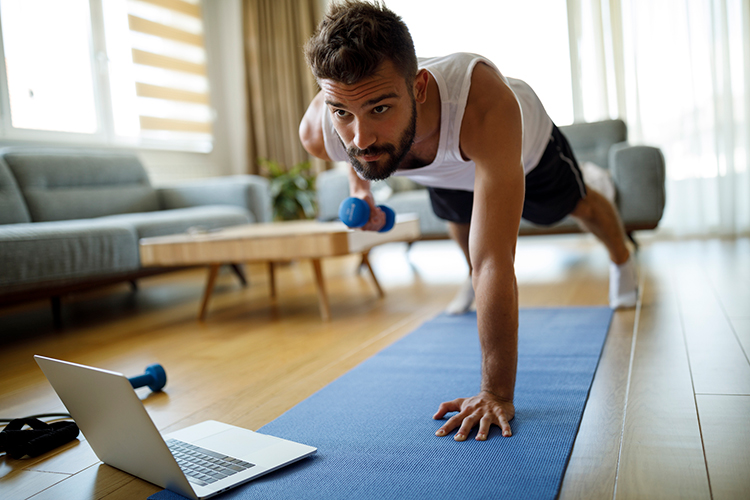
[0,0,98,134]
[384,0,574,126]
[0,0,213,152]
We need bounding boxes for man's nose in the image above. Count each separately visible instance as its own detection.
[352,119,376,150]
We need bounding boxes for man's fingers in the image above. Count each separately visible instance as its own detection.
[499,416,513,437]
[434,394,515,440]
[454,412,481,441]
[475,414,494,441]
[361,206,385,231]
[433,399,462,420]
[435,409,468,437]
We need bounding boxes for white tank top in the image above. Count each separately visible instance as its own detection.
[322,52,553,191]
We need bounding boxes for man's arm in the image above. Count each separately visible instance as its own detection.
[433,62,524,440]
[346,166,387,231]
[299,90,332,161]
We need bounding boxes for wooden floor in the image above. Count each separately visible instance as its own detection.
[0,235,748,500]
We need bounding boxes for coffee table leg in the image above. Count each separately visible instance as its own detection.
[361,251,385,298]
[199,264,221,321]
[268,262,276,299]
[311,259,331,321]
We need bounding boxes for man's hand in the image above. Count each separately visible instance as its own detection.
[347,166,385,232]
[433,391,515,441]
[356,192,387,232]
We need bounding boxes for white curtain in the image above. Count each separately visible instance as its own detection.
[568,0,750,237]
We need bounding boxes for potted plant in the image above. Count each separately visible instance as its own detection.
[260,159,317,221]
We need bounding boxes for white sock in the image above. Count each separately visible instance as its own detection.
[446,277,475,315]
[609,255,638,309]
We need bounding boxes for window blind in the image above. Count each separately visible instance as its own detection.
[108,0,213,147]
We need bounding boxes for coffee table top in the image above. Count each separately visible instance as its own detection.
[139,215,421,266]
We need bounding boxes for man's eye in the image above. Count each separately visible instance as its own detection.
[373,105,389,114]
[333,109,349,118]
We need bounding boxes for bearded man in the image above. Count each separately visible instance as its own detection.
[299,0,637,441]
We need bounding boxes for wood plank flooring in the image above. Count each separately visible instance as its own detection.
[1,235,748,499]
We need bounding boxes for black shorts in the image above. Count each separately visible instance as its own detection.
[427,125,587,226]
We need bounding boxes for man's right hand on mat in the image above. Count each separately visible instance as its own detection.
[433,391,515,441]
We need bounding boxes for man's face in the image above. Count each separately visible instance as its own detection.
[320,61,417,181]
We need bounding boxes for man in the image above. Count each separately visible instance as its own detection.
[299,1,637,441]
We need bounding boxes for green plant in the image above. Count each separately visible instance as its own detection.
[260,159,317,221]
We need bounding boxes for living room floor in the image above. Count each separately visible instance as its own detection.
[1,234,748,500]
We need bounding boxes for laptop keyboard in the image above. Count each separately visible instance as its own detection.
[166,438,255,486]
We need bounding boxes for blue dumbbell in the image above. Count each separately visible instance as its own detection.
[128,364,167,392]
[339,197,395,232]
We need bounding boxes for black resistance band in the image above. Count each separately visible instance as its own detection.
[0,416,79,459]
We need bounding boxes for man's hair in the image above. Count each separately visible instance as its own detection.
[304,1,418,86]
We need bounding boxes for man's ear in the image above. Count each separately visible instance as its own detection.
[413,69,429,104]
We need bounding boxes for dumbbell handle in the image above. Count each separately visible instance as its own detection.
[129,363,167,392]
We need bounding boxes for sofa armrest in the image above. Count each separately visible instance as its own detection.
[609,143,666,227]
[157,175,272,223]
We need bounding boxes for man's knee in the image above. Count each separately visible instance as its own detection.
[571,189,621,225]
[570,195,594,221]
[447,221,471,241]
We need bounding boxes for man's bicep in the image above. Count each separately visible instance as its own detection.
[469,160,525,266]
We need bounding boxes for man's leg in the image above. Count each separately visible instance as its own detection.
[570,189,638,308]
[569,189,629,264]
[445,221,475,315]
[448,221,472,269]
[524,124,637,310]
[426,187,477,315]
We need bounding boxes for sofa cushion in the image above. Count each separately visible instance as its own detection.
[386,190,448,237]
[157,175,273,224]
[0,220,140,287]
[2,148,159,222]
[100,205,252,239]
[0,158,31,224]
[559,119,627,170]
[385,176,422,193]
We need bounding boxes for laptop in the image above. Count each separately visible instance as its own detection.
[35,355,317,499]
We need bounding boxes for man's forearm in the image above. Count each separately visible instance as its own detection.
[347,165,371,197]
[474,267,519,401]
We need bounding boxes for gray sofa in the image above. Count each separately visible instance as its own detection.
[0,147,271,324]
[316,119,666,240]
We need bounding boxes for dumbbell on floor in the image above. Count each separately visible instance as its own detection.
[128,364,167,392]
[338,197,395,233]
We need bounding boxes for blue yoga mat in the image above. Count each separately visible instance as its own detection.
[150,307,612,500]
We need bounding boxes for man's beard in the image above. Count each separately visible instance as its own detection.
[342,99,417,181]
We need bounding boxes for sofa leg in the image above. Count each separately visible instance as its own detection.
[50,296,63,330]
[627,231,639,251]
[230,264,248,287]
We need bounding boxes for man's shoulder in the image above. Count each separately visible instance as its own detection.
[465,63,519,118]
[418,52,488,70]
[419,53,504,107]
[460,63,522,161]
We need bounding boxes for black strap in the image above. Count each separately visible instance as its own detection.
[0,417,79,459]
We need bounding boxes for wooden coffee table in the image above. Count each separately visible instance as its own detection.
[139,216,420,321]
